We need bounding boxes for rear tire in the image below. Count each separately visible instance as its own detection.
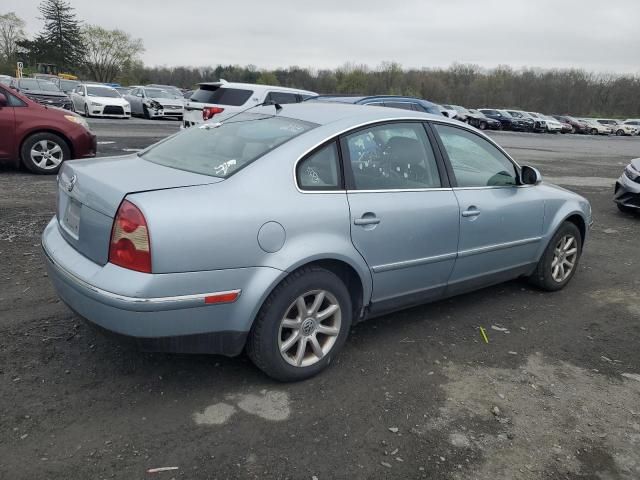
[529,222,582,292]
[20,132,70,174]
[247,266,352,382]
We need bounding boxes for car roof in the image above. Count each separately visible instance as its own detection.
[242,101,449,127]
[196,81,316,96]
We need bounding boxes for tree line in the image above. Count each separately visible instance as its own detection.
[1,3,640,117]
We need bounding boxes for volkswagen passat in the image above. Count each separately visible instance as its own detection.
[42,103,592,381]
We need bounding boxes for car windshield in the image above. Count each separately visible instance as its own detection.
[508,111,524,118]
[469,109,486,118]
[37,81,61,92]
[59,80,79,90]
[86,86,121,98]
[452,105,469,113]
[146,88,177,99]
[141,113,317,178]
[499,111,513,118]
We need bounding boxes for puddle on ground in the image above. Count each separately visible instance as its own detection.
[193,389,290,426]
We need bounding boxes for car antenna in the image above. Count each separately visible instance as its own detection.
[201,100,282,129]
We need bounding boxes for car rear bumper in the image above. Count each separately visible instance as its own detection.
[614,174,640,210]
[42,218,285,355]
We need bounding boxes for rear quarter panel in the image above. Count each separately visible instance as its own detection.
[129,121,376,301]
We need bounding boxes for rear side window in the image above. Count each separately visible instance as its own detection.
[434,124,517,188]
[344,122,441,190]
[190,86,253,106]
[142,113,316,178]
[297,142,341,190]
[265,91,299,105]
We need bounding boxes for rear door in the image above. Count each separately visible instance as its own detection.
[431,123,545,294]
[343,121,460,312]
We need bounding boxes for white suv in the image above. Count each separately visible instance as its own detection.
[183,81,316,128]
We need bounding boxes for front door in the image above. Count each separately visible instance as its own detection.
[343,121,460,312]
[432,123,545,294]
[0,89,16,160]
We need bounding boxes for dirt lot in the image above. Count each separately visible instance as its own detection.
[1,124,639,479]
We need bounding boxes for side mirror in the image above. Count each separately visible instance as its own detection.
[521,165,542,185]
[0,93,7,107]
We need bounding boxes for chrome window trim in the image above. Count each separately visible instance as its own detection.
[42,243,241,312]
[293,116,454,194]
[347,187,452,194]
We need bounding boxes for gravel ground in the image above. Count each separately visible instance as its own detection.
[1,121,639,479]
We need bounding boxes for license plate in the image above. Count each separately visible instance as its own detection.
[63,198,81,238]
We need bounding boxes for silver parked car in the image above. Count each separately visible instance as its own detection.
[42,103,592,381]
[124,86,184,119]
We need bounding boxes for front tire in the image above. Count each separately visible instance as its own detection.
[247,266,352,382]
[84,103,91,118]
[143,105,151,120]
[479,121,487,130]
[529,222,582,291]
[591,128,598,135]
[20,132,70,174]
[616,129,625,136]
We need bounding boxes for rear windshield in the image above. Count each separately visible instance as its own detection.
[141,113,317,178]
[190,86,253,106]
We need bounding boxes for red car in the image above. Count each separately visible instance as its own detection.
[0,83,96,174]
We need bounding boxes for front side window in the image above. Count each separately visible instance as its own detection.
[344,122,441,190]
[434,124,517,188]
[141,113,316,178]
[296,142,341,190]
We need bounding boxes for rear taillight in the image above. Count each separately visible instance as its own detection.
[109,200,151,273]
[203,106,224,121]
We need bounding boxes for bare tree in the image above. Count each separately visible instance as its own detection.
[82,25,143,83]
[0,12,26,63]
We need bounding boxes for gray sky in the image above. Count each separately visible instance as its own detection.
[5,0,640,73]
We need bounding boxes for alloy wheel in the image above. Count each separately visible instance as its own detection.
[30,140,63,170]
[551,235,578,282]
[278,290,341,367]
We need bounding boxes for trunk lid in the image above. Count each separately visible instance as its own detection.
[56,154,221,265]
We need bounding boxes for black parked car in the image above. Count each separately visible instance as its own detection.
[465,109,502,130]
[477,109,517,130]
[10,78,73,110]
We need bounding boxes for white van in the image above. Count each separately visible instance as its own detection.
[182,80,316,128]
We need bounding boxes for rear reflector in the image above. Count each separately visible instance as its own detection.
[204,290,240,304]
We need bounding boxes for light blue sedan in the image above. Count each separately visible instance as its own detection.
[42,103,592,381]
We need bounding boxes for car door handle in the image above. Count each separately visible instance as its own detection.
[354,216,381,226]
[461,207,481,218]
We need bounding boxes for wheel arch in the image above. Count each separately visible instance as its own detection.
[248,255,372,332]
